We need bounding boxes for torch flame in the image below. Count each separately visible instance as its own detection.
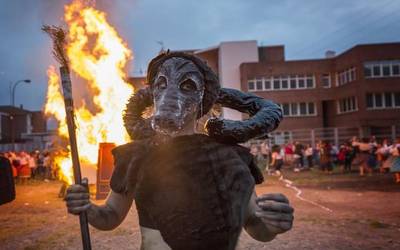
[44,0,133,185]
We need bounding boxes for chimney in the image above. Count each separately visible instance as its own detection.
[325,50,336,58]
[19,104,24,110]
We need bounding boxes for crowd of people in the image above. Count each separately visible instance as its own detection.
[2,135,400,185]
[0,151,55,184]
[250,136,400,184]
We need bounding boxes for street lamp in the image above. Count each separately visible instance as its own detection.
[10,79,31,107]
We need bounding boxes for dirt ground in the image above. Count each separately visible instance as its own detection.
[1,169,399,250]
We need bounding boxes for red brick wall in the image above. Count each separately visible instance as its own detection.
[240,43,400,131]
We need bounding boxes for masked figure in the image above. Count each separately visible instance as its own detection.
[65,52,294,250]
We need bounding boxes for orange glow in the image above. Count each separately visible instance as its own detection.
[44,0,133,185]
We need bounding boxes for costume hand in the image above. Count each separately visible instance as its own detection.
[65,178,91,215]
[255,193,294,235]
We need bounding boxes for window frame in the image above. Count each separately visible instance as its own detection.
[367,92,400,110]
[337,96,358,114]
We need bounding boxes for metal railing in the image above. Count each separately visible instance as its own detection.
[265,125,399,146]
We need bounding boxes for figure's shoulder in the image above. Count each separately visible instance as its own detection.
[110,140,152,194]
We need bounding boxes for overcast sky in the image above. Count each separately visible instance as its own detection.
[0,0,399,110]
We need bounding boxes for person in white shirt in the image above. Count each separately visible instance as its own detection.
[305,144,313,169]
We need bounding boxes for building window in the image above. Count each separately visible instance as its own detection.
[366,93,373,108]
[291,103,298,115]
[338,96,358,114]
[366,92,400,109]
[281,76,289,89]
[248,80,255,91]
[382,63,391,76]
[299,102,307,115]
[290,76,297,89]
[280,102,316,117]
[306,75,314,88]
[322,74,331,88]
[248,75,315,92]
[393,64,400,75]
[373,65,381,76]
[375,94,383,108]
[298,76,305,88]
[384,92,393,107]
[256,78,263,90]
[364,60,400,78]
[395,93,400,107]
[282,103,290,116]
[264,78,271,90]
[364,67,372,78]
[273,77,280,90]
[308,102,315,114]
[337,67,356,86]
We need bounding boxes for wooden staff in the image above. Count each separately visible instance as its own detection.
[42,25,92,249]
[59,66,92,250]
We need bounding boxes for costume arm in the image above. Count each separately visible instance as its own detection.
[66,181,134,231]
[244,192,277,242]
[244,191,294,242]
[87,190,134,230]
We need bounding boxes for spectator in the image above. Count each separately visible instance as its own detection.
[378,139,391,173]
[320,141,333,174]
[366,144,378,175]
[314,141,321,167]
[331,144,339,167]
[18,152,31,184]
[337,144,347,173]
[344,143,354,173]
[284,142,294,164]
[271,145,284,176]
[390,139,400,183]
[36,152,45,179]
[352,138,372,176]
[28,152,37,179]
[305,144,313,169]
[43,152,52,181]
[293,141,304,171]
[260,140,270,172]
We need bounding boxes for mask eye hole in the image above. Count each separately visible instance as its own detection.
[155,76,167,90]
[180,79,197,92]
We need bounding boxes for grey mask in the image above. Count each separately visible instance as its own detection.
[151,57,205,135]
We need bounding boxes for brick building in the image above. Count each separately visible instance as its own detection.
[240,42,400,142]
[130,41,400,143]
[0,106,49,151]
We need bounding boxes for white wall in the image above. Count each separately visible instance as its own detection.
[218,41,259,120]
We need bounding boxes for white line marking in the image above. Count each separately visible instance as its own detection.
[279,175,333,213]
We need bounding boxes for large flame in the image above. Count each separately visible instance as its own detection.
[44,0,133,184]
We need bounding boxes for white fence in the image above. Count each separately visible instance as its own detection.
[0,142,48,152]
[266,125,399,146]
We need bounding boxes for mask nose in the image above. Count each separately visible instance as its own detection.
[152,115,181,132]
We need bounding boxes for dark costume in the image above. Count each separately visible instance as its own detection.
[0,155,15,205]
[110,51,282,250]
[111,134,263,250]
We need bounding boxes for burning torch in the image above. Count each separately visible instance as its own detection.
[42,25,92,250]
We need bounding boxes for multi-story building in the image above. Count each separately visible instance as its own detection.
[240,42,400,142]
[130,41,400,143]
[0,106,49,151]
